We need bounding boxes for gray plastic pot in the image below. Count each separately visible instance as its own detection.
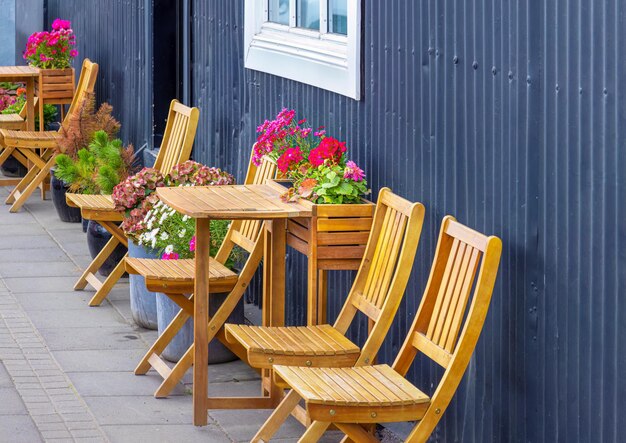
[127,240,159,330]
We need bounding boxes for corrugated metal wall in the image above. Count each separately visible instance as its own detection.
[46,0,151,151]
[190,1,626,442]
[33,0,626,441]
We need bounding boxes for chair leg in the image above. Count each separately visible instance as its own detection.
[336,424,378,443]
[298,421,332,443]
[135,304,191,375]
[251,389,302,443]
[88,255,127,306]
[155,344,193,398]
[5,161,39,204]
[75,237,120,290]
[9,152,54,212]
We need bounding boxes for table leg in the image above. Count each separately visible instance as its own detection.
[25,78,35,132]
[263,219,286,328]
[193,218,210,426]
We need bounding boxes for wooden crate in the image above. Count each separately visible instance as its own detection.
[35,67,75,104]
[269,180,375,324]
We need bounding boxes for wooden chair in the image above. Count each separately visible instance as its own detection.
[253,216,502,443]
[67,99,200,307]
[0,98,40,188]
[221,188,425,416]
[125,151,277,398]
[0,59,98,212]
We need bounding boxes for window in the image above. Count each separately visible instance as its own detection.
[244,0,361,100]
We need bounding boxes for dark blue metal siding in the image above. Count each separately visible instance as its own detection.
[45,0,150,151]
[190,1,626,442]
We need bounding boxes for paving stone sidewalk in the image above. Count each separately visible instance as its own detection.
[0,189,333,442]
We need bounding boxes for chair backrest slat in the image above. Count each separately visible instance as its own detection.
[60,59,98,132]
[153,99,199,173]
[333,188,425,365]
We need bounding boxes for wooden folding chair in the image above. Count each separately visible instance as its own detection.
[125,151,278,398]
[67,99,200,307]
[220,188,424,417]
[253,216,502,443]
[0,59,98,212]
[0,98,40,188]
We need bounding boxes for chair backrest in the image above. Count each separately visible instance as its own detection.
[17,97,39,119]
[332,187,425,365]
[153,99,200,173]
[392,216,502,442]
[61,59,98,131]
[214,148,277,262]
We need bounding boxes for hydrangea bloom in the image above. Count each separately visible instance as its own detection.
[343,160,366,182]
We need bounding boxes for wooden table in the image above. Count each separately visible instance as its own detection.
[157,183,312,426]
[0,66,39,131]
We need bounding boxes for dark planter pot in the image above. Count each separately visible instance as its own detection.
[86,220,128,277]
[50,169,81,223]
[128,241,159,330]
[0,155,27,177]
[82,218,89,233]
[156,290,244,364]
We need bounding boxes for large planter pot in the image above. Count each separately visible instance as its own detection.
[128,241,159,330]
[156,290,244,364]
[50,168,81,223]
[86,220,128,277]
[35,67,75,107]
[0,156,27,177]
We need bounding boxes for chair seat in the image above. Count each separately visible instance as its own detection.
[274,364,430,422]
[0,129,61,148]
[224,324,361,369]
[65,193,122,221]
[125,258,238,294]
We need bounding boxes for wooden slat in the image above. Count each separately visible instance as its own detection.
[445,220,489,251]
[412,332,452,368]
[316,217,373,232]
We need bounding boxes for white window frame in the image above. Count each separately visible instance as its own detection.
[244,0,361,100]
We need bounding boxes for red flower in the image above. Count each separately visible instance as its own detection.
[277,147,303,173]
[308,137,347,167]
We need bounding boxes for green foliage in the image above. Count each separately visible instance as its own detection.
[303,164,369,204]
[54,130,134,194]
[1,94,58,130]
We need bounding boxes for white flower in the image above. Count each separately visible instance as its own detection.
[151,237,157,249]
[178,229,186,238]
[165,244,174,254]
[182,215,190,222]
[160,232,169,240]
[159,213,169,224]
[144,210,153,220]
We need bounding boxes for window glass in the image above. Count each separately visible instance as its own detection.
[269,0,289,25]
[297,0,320,30]
[329,0,347,35]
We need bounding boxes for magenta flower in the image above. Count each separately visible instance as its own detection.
[162,252,180,260]
[51,19,72,31]
[70,49,78,57]
[189,236,196,252]
[343,160,366,182]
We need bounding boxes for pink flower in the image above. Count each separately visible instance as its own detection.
[51,19,72,31]
[70,49,78,57]
[189,236,196,252]
[162,252,180,260]
[343,160,366,182]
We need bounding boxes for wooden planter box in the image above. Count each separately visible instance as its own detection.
[269,179,375,324]
[35,67,75,105]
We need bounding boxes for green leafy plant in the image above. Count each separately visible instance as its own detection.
[54,130,135,194]
[1,94,58,130]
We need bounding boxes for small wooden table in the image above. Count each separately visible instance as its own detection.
[0,66,39,131]
[157,183,312,426]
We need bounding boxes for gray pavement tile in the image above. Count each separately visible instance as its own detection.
[52,349,147,373]
[0,362,14,389]
[0,387,28,415]
[83,395,194,425]
[13,291,95,311]
[0,261,81,278]
[0,223,48,237]
[39,326,147,351]
[67,371,187,397]
[0,414,43,442]
[59,239,92,256]
[3,276,81,293]
[0,247,71,263]
[26,306,128,329]
[40,429,73,439]
[108,297,134,323]
[0,211,37,225]
[102,423,231,443]
[0,235,59,250]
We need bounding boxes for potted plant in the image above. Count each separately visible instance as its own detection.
[255,109,375,276]
[113,161,236,333]
[55,129,135,277]
[24,18,78,107]
[52,93,120,222]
